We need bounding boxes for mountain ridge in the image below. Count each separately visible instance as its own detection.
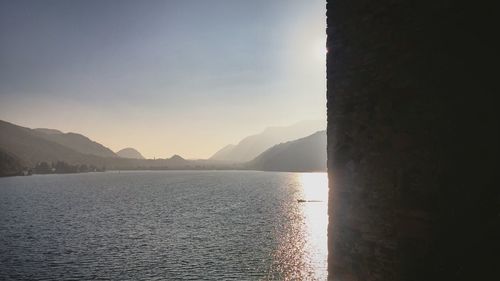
[0,119,326,174]
[32,128,117,158]
[248,130,326,172]
[210,120,325,162]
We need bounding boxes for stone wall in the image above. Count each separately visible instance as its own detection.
[326,1,497,280]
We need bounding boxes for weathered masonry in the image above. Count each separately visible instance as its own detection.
[326,1,497,280]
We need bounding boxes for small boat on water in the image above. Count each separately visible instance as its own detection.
[297,199,323,203]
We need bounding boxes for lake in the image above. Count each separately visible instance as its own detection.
[0,171,327,280]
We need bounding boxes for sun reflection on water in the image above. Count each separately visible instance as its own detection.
[269,172,328,280]
[298,172,328,280]
[299,173,328,202]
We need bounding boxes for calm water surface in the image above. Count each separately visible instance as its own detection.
[0,171,327,280]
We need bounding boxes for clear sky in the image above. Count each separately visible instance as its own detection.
[0,0,326,159]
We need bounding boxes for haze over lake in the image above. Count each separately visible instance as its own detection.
[0,0,326,159]
[0,171,327,280]
[0,1,328,279]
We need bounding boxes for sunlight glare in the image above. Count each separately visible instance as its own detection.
[313,38,328,61]
[298,172,328,280]
[300,172,328,201]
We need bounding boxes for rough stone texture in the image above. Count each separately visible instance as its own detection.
[326,1,497,280]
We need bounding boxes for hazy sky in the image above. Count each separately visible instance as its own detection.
[0,0,326,159]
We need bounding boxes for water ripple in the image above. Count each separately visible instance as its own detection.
[0,171,327,280]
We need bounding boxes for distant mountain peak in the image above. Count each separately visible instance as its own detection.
[249,130,326,172]
[116,148,145,159]
[169,154,185,161]
[209,120,326,162]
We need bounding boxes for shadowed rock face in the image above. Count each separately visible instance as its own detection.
[326,1,496,281]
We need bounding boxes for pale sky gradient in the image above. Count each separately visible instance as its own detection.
[0,0,326,159]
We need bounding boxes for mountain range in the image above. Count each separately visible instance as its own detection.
[210,120,325,162]
[249,131,326,172]
[0,120,105,167]
[0,119,326,175]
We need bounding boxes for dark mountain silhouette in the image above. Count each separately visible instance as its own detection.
[0,120,105,167]
[1,119,326,174]
[248,131,326,172]
[33,128,117,158]
[0,120,237,173]
[169,154,185,161]
[210,120,325,162]
[168,154,188,165]
[0,148,24,177]
[116,148,145,159]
